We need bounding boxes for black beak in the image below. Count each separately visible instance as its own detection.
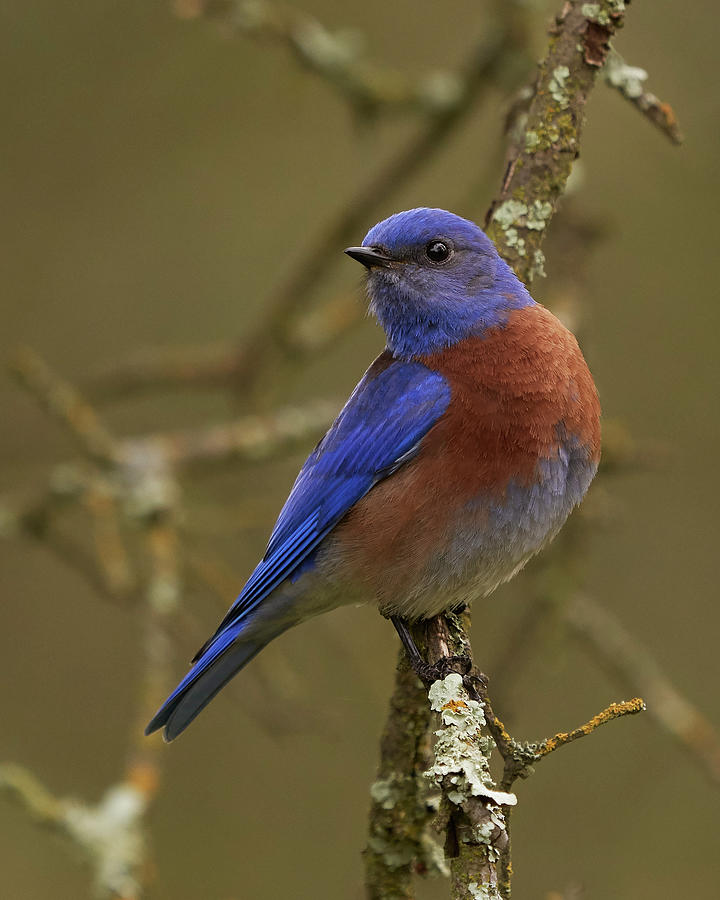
[344,246,394,269]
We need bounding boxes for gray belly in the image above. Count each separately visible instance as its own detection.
[387,446,598,620]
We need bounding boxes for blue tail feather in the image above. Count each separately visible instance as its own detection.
[145,627,267,742]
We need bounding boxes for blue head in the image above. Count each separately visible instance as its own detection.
[345,208,534,358]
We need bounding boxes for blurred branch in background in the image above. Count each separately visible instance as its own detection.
[2,348,182,899]
[89,2,530,401]
[562,592,720,785]
[173,0,465,116]
[92,3,682,404]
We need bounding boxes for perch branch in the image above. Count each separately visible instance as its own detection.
[365,640,446,900]
[424,611,515,900]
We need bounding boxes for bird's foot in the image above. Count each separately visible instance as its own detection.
[412,653,472,686]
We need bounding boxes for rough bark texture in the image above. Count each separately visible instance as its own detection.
[364,631,443,899]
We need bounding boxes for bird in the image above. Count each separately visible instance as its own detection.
[145,207,600,742]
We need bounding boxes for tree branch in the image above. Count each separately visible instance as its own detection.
[365,643,446,899]
[485,0,629,284]
[604,48,683,144]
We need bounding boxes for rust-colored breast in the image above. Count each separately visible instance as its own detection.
[328,304,600,603]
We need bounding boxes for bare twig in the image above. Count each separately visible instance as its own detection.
[10,346,119,465]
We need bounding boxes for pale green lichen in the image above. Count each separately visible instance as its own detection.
[605,50,648,99]
[524,130,539,151]
[367,771,447,876]
[549,65,571,108]
[491,198,527,230]
[530,248,546,280]
[525,200,553,231]
[581,2,601,19]
[425,674,517,811]
[582,0,626,25]
[369,775,404,810]
[504,227,526,257]
[468,880,495,900]
[366,834,416,869]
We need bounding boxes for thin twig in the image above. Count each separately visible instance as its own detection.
[119,398,337,469]
[604,49,683,144]
[562,593,720,785]
[174,0,464,116]
[4,350,184,898]
[10,346,119,465]
[534,697,646,758]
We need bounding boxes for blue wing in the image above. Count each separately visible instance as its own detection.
[146,353,450,739]
[197,353,451,652]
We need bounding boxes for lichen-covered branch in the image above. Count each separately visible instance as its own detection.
[485,0,629,284]
[365,643,446,900]
[421,611,515,900]
[426,670,515,900]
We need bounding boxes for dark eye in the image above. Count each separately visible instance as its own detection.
[425,240,451,263]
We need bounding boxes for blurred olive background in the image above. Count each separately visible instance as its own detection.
[1,1,719,898]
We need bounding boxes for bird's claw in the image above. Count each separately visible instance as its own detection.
[414,653,472,685]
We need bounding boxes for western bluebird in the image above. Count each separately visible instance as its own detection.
[146,208,600,741]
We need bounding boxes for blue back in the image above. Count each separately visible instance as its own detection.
[197,356,451,655]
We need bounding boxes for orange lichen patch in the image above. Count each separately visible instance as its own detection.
[538,697,645,758]
[488,712,513,750]
[659,102,678,128]
[442,699,469,714]
[126,760,160,799]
